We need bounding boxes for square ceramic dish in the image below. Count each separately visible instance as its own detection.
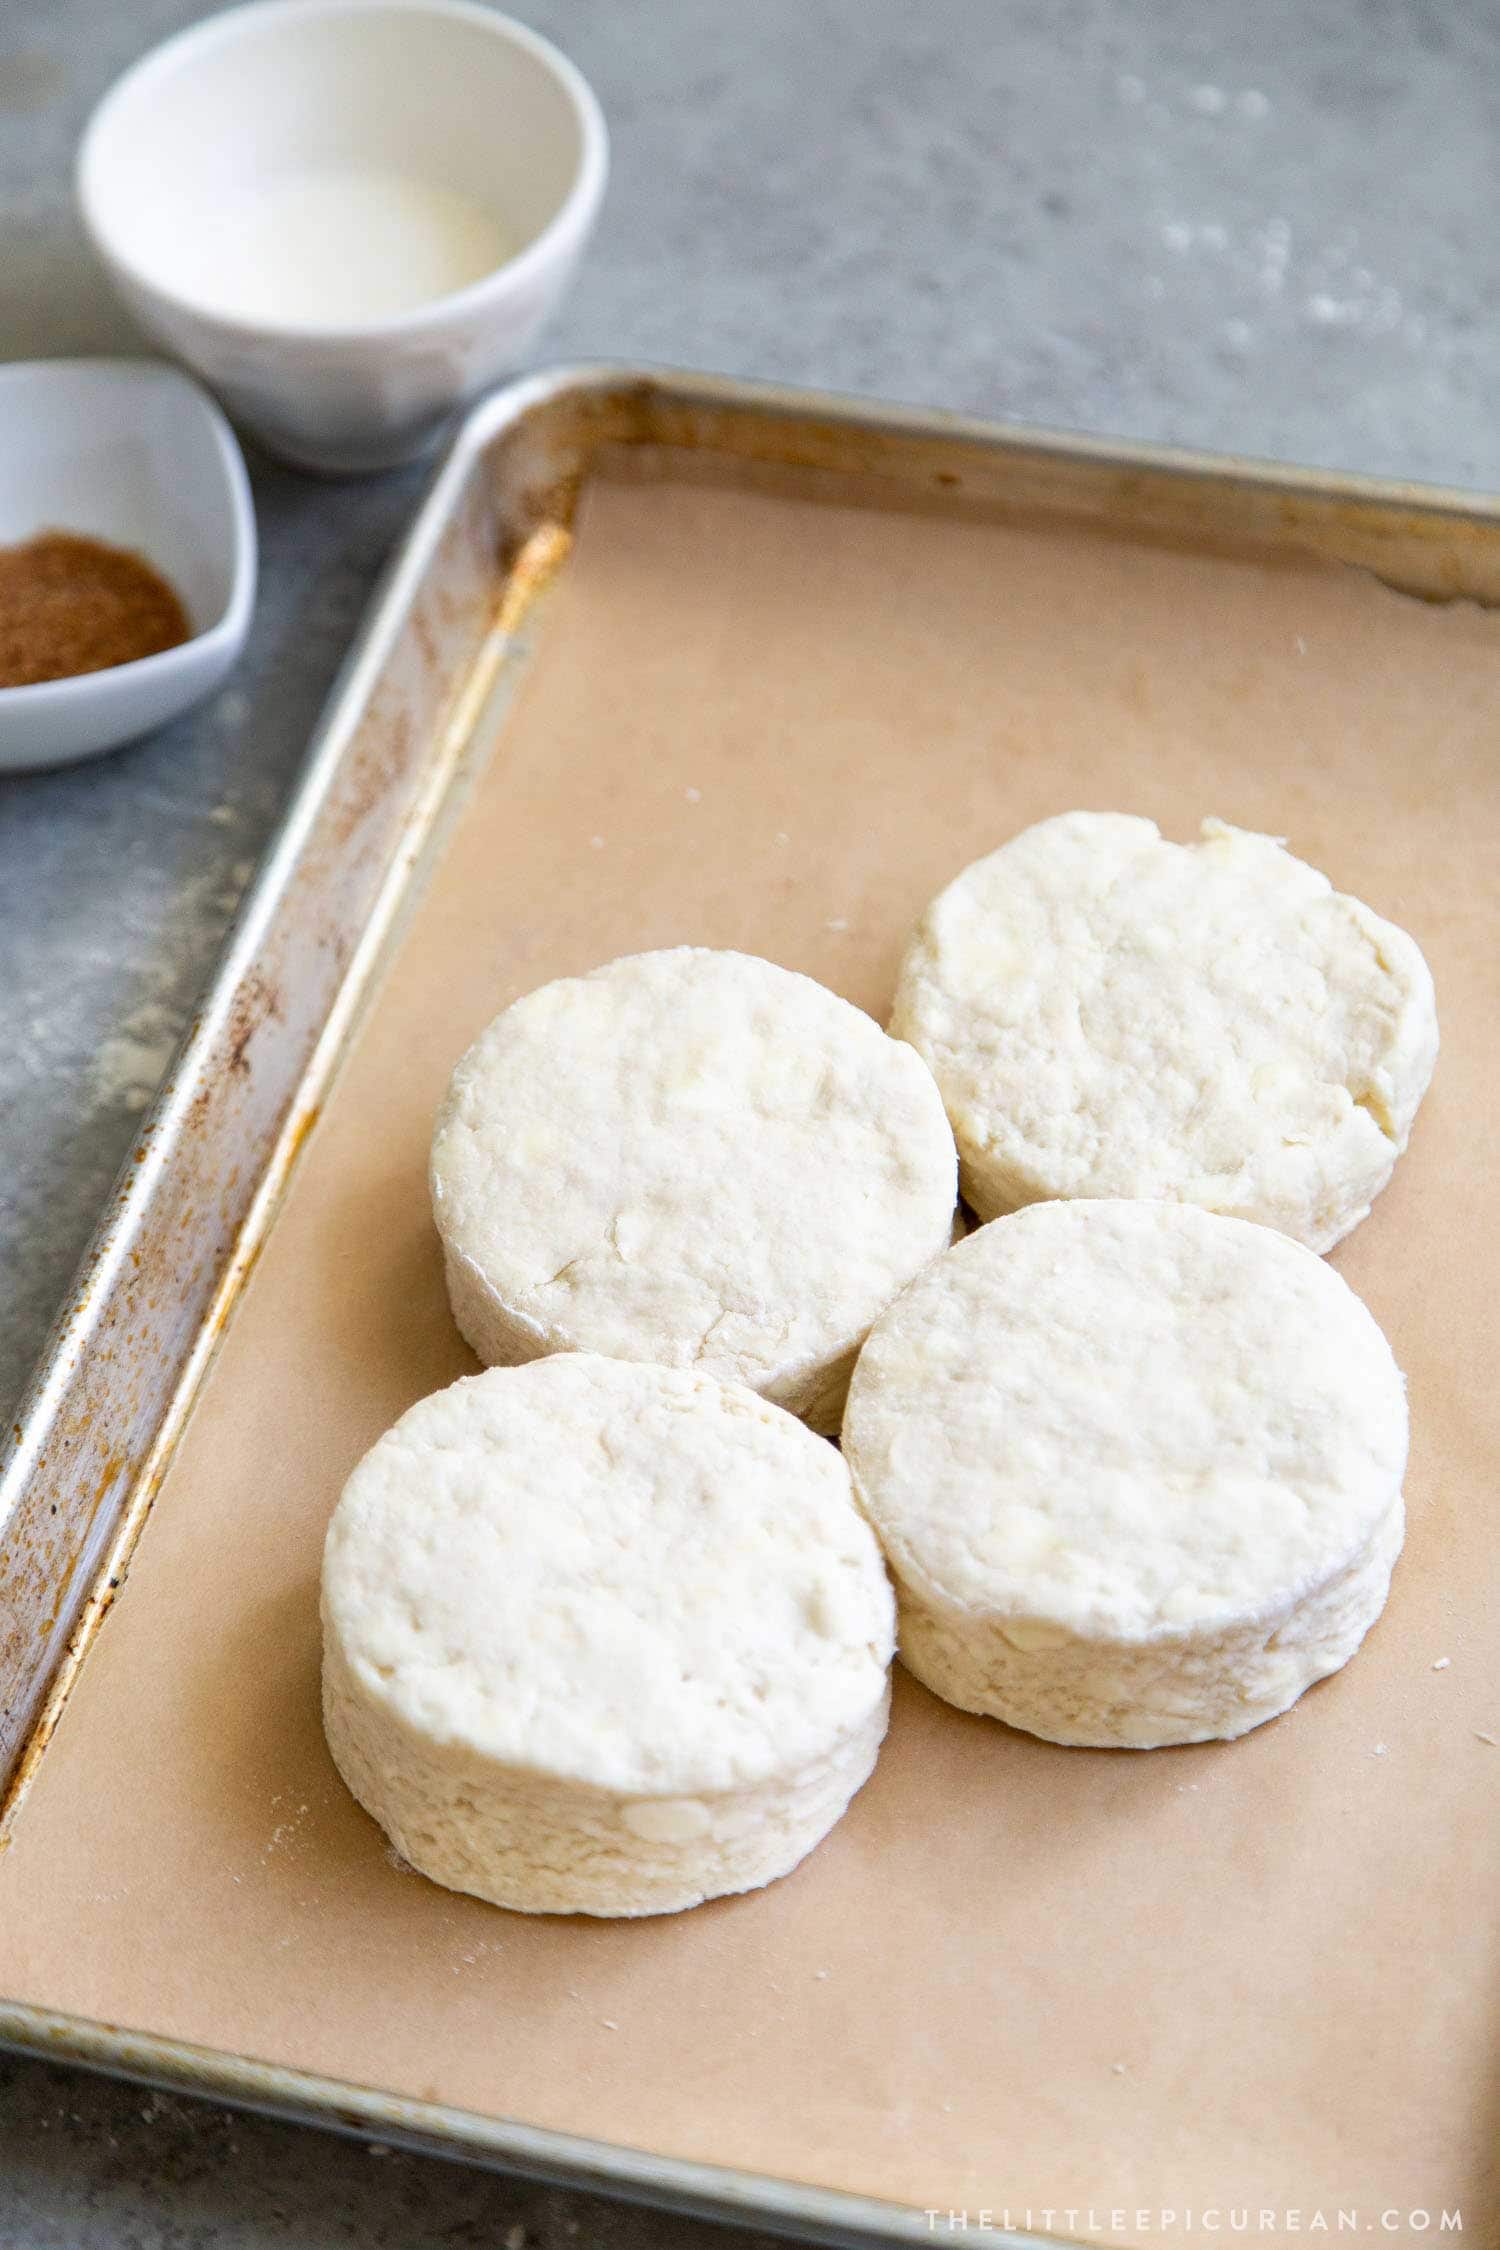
[0,358,254,769]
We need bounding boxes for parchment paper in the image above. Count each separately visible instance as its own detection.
[3,460,1499,2243]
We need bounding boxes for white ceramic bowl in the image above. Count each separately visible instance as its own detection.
[76,0,608,474]
[0,360,255,772]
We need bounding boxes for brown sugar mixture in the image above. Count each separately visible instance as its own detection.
[0,529,190,688]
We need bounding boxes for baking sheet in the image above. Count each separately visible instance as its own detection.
[3,450,1499,2242]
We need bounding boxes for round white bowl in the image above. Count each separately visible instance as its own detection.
[0,360,255,772]
[77,0,608,474]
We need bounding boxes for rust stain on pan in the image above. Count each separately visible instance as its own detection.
[1,1107,330,1837]
[0,1449,127,1821]
[496,521,572,633]
[224,970,285,1076]
[326,706,413,854]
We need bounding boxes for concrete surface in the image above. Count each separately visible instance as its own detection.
[1,0,1496,2240]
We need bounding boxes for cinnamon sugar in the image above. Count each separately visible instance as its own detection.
[0,529,190,688]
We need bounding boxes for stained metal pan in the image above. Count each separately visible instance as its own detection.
[2,366,1497,2246]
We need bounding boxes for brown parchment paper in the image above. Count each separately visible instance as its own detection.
[3,460,1500,2245]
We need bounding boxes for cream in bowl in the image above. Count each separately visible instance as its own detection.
[77,0,608,473]
[173,165,522,330]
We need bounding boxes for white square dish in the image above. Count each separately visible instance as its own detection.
[0,358,255,772]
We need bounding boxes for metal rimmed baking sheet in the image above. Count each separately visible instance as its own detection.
[2,369,1498,2247]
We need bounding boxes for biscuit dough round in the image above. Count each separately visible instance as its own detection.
[842,1199,1407,1748]
[430,948,958,1431]
[322,1355,896,1915]
[890,812,1438,1250]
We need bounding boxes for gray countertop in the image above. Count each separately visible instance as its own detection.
[1,1,1495,2241]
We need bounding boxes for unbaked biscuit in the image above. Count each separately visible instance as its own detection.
[431,947,958,1431]
[842,1199,1407,1748]
[322,1355,896,1915]
[890,812,1438,1250]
